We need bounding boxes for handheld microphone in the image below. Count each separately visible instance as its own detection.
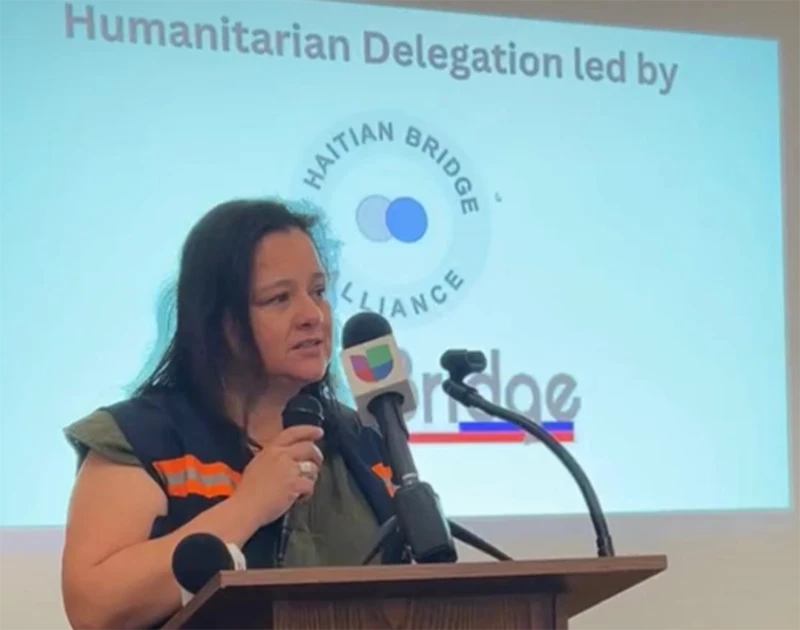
[341,312,457,563]
[276,393,324,567]
[171,533,246,605]
[440,349,615,558]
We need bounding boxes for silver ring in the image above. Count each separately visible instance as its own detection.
[298,460,315,478]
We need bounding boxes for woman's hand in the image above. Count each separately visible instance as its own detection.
[234,424,324,527]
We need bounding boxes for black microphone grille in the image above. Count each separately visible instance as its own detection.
[171,533,234,595]
[342,312,392,349]
[283,393,324,428]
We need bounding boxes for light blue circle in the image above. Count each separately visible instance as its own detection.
[355,194,391,242]
[386,197,428,243]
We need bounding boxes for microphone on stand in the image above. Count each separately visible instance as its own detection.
[440,349,616,558]
[171,533,246,605]
[275,393,324,568]
[340,312,513,564]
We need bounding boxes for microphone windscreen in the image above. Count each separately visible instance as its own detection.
[342,312,392,348]
[171,533,234,595]
[440,349,488,377]
[282,393,324,428]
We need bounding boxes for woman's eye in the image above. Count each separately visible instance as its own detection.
[266,292,289,305]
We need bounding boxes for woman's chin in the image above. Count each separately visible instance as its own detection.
[286,360,328,385]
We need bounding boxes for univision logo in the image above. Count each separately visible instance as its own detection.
[350,344,394,382]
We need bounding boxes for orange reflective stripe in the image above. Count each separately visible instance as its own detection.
[152,455,241,478]
[163,479,237,499]
[371,463,396,497]
[152,455,242,499]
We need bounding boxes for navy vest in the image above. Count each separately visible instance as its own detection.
[103,388,406,569]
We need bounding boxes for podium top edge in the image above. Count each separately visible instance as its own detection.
[218,554,667,588]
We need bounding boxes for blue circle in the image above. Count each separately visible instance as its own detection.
[385,197,428,243]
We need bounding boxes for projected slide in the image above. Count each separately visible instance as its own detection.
[0,0,789,526]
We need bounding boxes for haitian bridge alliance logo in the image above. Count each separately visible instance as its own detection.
[291,111,491,328]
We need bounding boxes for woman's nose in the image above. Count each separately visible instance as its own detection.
[295,297,323,327]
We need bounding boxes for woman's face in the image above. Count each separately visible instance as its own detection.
[247,228,332,390]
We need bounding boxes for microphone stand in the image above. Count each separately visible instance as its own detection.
[361,394,513,565]
[441,371,615,558]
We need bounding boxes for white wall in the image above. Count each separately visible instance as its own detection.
[1,1,797,628]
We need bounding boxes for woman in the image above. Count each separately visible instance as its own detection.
[61,199,402,630]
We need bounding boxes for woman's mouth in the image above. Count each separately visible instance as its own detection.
[292,338,323,351]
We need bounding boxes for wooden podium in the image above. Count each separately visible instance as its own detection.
[162,554,667,629]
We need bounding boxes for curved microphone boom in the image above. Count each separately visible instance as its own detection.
[340,312,513,564]
[440,349,616,558]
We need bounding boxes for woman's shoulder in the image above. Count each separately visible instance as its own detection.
[63,388,191,471]
[101,388,190,439]
[64,408,140,469]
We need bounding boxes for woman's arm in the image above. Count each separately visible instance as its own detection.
[61,451,263,630]
[61,423,325,630]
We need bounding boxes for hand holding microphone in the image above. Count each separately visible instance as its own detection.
[233,396,324,528]
[234,425,323,524]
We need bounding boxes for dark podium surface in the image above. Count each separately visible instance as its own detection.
[162,554,667,629]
